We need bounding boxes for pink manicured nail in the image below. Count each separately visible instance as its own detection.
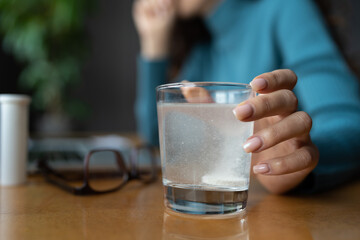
[253,164,270,174]
[232,104,253,120]
[250,78,267,91]
[243,137,262,153]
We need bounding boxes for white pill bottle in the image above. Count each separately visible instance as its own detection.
[0,94,31,186]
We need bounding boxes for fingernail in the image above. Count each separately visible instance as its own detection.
[233,104,253,120]
[250,78,267,91]
[243,137,262,152]
[253,164,270,174]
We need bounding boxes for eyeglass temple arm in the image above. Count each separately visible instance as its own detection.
[37,159,84,194]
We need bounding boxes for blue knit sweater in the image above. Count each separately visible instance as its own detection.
[135,0,360,192]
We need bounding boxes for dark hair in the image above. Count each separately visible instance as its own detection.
[315,0,360,79]
[168,17,211,80]
[168,1,360,80]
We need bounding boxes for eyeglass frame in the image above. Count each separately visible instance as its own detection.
[37,145,158,195]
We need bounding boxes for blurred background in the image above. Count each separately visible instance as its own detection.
[0,0,359,134]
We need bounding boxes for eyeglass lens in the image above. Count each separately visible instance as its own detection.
[87,151,128,191]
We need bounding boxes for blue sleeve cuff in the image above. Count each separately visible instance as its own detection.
[293,121,360,194]
[293,165,360,194]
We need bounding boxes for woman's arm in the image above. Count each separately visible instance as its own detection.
[133,0,175,145]
[135,58,168,145]
[251,0,360,193]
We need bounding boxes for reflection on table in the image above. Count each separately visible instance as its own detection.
[163,210,248,240]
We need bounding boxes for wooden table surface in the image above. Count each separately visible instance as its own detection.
[1,174,360,240]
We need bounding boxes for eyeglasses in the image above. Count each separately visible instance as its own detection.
[37,146,158,195]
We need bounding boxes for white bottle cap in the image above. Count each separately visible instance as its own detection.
[0,94,31,104]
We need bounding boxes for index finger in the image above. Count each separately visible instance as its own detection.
[250,69,297,93]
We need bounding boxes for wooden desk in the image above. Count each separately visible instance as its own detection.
[1,175,359,240]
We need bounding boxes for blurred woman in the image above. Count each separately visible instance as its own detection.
[133,0,360,194]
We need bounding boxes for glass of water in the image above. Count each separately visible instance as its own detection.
[157,82,255,215]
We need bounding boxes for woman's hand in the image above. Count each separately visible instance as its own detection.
[133,0,175,59]
[233,69,319,194]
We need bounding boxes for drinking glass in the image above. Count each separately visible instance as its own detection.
[157,82,255,215]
